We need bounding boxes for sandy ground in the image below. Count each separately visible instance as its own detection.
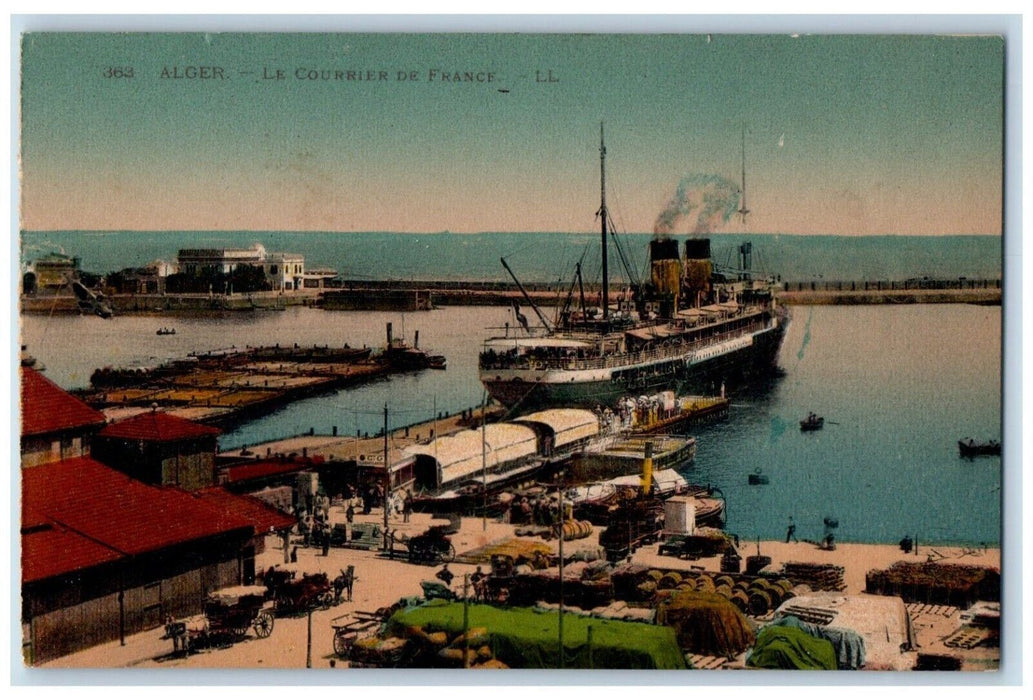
[40,504,1000,671]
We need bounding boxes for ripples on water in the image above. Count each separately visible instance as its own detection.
[21,304,1000,545]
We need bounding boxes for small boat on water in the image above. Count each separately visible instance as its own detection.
[156,328,176,336]
[958,438,1001,457]
[800,413,824,431]
[747,468,769,485]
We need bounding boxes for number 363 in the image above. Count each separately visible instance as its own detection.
[103,67,134,78]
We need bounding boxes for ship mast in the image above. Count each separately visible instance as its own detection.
[598,122,609,321]
[738,121,750,226]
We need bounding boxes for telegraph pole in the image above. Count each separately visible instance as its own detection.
[481,390,488,531]
[383,403,390,551]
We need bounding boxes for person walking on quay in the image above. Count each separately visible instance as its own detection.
[280,528,291,564]
[436,563,454,588]
[321,524,331,557]
[785,516,798,543]
[403,493,413,523]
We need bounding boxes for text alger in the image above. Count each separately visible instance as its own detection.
[160,66,226,79]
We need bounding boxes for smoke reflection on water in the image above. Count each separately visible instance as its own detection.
[20,304,1000,545]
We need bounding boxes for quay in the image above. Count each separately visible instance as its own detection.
[42,506,1001,671]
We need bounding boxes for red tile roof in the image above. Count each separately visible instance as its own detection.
[22,458,253,580]
[20,367,106,437]
[196,486,296,534]
[98,410,221,442]
[222,459,314,484]
[22,522,124,584]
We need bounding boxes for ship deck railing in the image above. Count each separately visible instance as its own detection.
[480,317,773,372]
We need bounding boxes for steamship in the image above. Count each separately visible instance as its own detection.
[478,125,788,411]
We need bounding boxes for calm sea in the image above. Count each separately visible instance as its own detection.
[21,230,1002,283]
[20,301,1001,547]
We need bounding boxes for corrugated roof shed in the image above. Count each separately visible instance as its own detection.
[20,366,106,437]
[404,424,538,488]
[98,410,221,441]
[513,408,599,447]
[22,521,124,584]
[195,486,296,533]
[222,459,315,484]
[22,457,252,562]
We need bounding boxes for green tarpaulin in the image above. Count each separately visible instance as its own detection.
[745,625,838,671]
[387,600,687,670]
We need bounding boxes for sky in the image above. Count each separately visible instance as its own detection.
[19,32,1004,236]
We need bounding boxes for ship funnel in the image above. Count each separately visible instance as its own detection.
[683,237,713,305]
[650,237,681,318]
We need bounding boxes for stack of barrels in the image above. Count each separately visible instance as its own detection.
[558,519,594,541]
[622,566,821,617]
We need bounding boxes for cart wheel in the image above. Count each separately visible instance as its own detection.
[233,626,250,638]
[333,631,351,657]
[253,611,274,638]
[319,591,334,610]
[443,543,456,563]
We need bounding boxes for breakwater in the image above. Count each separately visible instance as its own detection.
[20,276,1001,316]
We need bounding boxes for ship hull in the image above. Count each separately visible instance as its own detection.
[482,318,787,410]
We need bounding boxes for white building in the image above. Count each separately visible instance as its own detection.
[176,245,307,291]
[262,253,305,291]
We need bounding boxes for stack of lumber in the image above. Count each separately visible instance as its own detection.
[780,562,846,592]
[865,561,1000,606]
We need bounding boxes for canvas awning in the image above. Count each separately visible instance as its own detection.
[513,408,600,448]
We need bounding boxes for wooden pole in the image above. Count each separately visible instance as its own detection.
[463,574,471,669]
[383,403,390,551]
[306,608,313,668]
[481,389,488,531]
[558,472,564,669]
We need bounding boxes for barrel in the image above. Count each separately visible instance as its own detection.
[646,569,665,583]
[730,589,750,612]
[694,575,716,593]
[748,589,773,616]
[756,579,785,604]
[659,572,682,589]
[715,575,736,589]
[775,579,794,594]
[715,584,734,600]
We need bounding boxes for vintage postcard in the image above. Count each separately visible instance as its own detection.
[16,26,1008,675]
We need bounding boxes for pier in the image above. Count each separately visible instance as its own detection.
[80,339,444,427]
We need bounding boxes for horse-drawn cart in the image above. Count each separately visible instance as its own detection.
[165,585,274,653]
[330,611,381,657]
[394,524,457,565]
[262,566,334,615]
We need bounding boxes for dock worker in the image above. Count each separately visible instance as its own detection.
[899,534,914,554]
[471,566,487,600]
[436,563,454,588]
[785,516,798,543]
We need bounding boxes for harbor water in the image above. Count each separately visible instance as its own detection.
[21,302,1001,547]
